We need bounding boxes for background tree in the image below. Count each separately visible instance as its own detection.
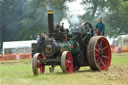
[0,0,26,50]
[105,1,128,38]
[18,0,66,40]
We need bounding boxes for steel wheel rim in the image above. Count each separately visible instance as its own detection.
[65,52,73,73]
[94,37,111,70]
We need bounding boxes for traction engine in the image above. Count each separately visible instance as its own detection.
[32,10,111,75]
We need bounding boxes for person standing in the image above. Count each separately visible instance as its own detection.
[96,17,105,36]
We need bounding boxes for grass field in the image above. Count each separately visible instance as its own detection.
[0,52,128,85]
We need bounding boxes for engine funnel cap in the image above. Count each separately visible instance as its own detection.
[48,10,54,14]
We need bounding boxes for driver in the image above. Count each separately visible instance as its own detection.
[96,17,105,36]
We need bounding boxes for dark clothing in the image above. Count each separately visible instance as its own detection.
[96,22,105,36]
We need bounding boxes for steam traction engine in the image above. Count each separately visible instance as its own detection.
[32,10,111,75]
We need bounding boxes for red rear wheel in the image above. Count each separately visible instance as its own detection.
[87,36,111,71]
[61,51,73,74]
[32,53,45,75]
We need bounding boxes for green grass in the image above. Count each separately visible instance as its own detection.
[0,52,128,85]
[111,52,128,65]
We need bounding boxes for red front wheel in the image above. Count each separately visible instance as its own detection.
[32,53,45,75]
[61,51,73,74]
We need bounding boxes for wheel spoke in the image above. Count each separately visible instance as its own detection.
[96,58,101,67]
[68,56,71,60]
[100,39,103,47]
[68,65,72,72]
[101,60,106,68]
[40,65,45,73]
[96,43,101,50]
[96,57,100,62]
[36,62,41,68]
[40,67,42,73]
[102,46,108,50]
[102,55,108,59]
[95,53,99,57]
[66,60,70,67]
[96,41,102,51]
[97,56,101,61]
[96,55,101,62]
[95,48,100,53]
[96,56,105,68]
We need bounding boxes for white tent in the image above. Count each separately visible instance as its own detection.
[3,40,37,54]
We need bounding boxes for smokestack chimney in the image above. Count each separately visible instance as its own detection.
[48,10,54,38]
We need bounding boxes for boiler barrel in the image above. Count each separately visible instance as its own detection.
[59,40,80,55]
